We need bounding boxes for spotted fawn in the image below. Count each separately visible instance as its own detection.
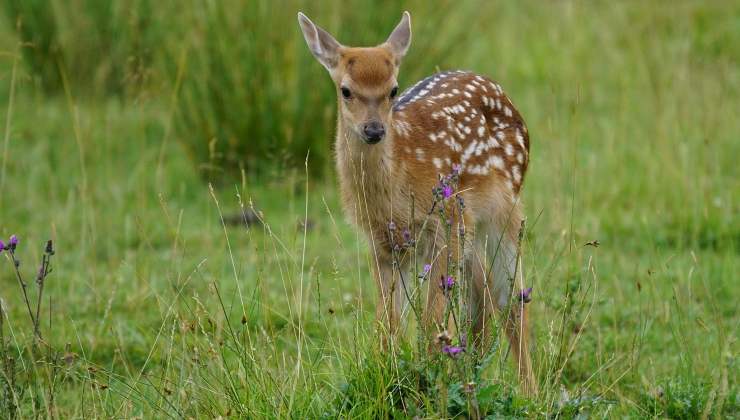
[298,11,536,394]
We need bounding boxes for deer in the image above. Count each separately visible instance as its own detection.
[298,11,536,394]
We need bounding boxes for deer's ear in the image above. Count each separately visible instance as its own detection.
[384,11,412,60]
[298,12,342,71]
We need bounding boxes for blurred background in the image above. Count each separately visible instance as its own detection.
[0,0,737,417]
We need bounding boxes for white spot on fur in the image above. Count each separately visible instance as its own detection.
[487,136,500,148]
[512,165,521,183]
[515,129,525,148]
[475,141,485,155]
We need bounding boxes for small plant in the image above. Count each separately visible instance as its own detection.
[0,234,59,418]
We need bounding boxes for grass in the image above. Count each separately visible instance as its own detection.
[0,0,738,418]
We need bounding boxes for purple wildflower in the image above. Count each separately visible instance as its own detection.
[402,228,412,243]
[442,345,464,357]
[443,185,453,199]
[440,275,455,291]
[423,264,431,275]
[518,287,533,303]
[387,221,396,231]
[451,163,461,175]
[8,235,18,250]
[0,240,4,253]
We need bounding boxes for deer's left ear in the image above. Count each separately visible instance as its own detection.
[384,11,412,59]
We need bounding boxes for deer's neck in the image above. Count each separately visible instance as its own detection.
[335,118,397,226]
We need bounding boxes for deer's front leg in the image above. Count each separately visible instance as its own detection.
[373,257,400,346]
[424,227,462,338]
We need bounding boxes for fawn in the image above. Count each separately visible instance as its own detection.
[298,11,536,394]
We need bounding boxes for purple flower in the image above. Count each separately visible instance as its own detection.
[419,264,432,279]
[402,228,412,243]
[0,240,4,253]
[442,345,464,358]
[443,185,453,199]
[387,221,396,231]
[8,235,18,250]
[451,163,461,175]
[518,287,533,303]
[440,275,455,291]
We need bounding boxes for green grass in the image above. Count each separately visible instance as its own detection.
[0,0,738,418]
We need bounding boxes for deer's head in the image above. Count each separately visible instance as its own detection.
[298,12,411,144]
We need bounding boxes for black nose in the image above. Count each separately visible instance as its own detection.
[362,121,385,143]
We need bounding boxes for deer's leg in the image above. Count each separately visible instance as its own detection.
[423,258,449,336]
[487,214,538,396]
[504,293,537,396]
[470,248,495,350]
[423,219,465,346]
[373,257,400,347]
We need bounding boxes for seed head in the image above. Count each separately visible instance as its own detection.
[456,195,465,209]
[435,330,452,345]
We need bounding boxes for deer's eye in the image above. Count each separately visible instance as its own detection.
[390,86,399,99]
[341,87,352,99]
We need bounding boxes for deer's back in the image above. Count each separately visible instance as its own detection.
[392,71,529,196]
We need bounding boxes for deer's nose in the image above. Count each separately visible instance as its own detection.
[362,121,385,144]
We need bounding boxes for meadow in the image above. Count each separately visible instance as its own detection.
[0,1,738,418]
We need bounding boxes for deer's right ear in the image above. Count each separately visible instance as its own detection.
[298,12,342,71]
